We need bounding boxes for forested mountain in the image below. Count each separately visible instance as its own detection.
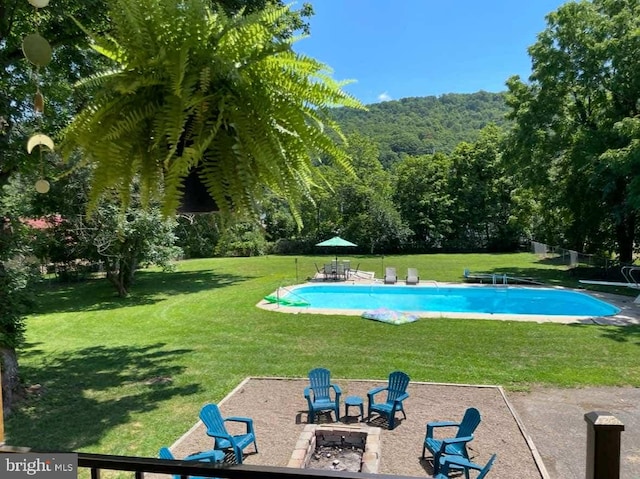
[332,91,510,166]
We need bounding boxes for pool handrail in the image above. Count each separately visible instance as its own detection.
[621,266,640,287]
[422,280,440,290]
[464,268,542,285]
[277,286,310,306]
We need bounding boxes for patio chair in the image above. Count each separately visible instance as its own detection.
[324,263,335,281]
[336,263,347,280]
[304,367,342,422]
[158,447,223,479]
[199,403,258,464]
[384,267,397,284]
[434,454,496,479]
[367,371,410,429]
[159,446,225,463]
[342,260,351,279]
[406,268,419,285]
[422,407,481,476]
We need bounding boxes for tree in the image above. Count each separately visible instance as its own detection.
[214,218,268,257]
[0,177,39,416]
[62,0,363,225]
[0,0,112,183]
[504,0,640,262]
[338,134,410,253]
[448,125,520,251]
[76,202,181,297]
[175,214,221,259]
[394,153,455,249]
[291,134,410,252]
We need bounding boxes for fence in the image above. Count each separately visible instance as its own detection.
[530,241,620,270]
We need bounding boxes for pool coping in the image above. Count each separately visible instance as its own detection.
[257,281,640,326]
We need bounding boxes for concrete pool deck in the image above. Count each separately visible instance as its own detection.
[258,274,640,326]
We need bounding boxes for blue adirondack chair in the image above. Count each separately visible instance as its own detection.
[434,453,496,479]
[366,371,410,429]
[158,447,223,479]
[422,407,482,476]
[304,367,342,422]
[199,404,258,464]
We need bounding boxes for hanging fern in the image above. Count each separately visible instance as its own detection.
[62,0,364,223]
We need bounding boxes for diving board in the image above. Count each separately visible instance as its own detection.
[579,280,640,288]
[579,265,640,303]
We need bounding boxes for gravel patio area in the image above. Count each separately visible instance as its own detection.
[168,377,547,479]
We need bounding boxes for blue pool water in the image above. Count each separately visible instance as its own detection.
[280,284,620,317]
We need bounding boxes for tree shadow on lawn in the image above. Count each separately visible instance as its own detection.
[569,323,640,346]
[7,342,201,451]
[34,269,251,314]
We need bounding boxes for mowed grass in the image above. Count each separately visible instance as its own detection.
[7,253,640,459]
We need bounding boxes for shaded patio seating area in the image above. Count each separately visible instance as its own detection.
[318,260,352,280]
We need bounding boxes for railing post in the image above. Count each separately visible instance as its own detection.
[585,411,624,479]
[0,368,4,444]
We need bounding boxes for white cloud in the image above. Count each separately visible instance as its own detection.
[377,91,392,102]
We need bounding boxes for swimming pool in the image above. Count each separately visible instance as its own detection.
[276,284,620,317]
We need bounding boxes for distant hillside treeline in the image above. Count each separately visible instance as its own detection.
[332,91,511,166]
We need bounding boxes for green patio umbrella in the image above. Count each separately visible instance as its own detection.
[315,236,357,262]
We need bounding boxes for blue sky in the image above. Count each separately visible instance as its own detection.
[293,0,568,104]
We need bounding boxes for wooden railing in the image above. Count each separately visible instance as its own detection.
[0,447,425,479]
[2,410,628,479]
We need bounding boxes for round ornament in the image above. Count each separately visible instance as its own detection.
[22,33,52,67]
[28,0,50,7]
[35,179,50,194]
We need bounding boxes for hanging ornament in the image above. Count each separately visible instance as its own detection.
[34,90,45,113]
[35,179,50,194]
[22,33,52,67]
[26,0,53,194]
[27,134,55,154]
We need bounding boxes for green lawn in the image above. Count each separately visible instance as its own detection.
[7,253,640,459]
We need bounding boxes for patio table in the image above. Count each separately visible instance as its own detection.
[344,395,364,421]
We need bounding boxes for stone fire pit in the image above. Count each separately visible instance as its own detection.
[287,423,381,473]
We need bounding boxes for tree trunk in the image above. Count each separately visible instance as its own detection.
[106,267,128,297]
[615,213,636,264]
[1,345,20,417]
